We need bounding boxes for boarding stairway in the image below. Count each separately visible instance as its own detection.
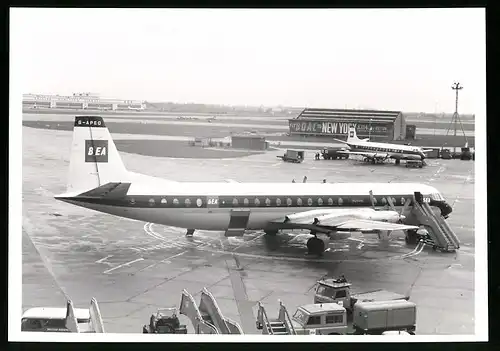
[409,195,460,252]
[179,288,243,334]
[65,298,105,333]
[256,301,297,335]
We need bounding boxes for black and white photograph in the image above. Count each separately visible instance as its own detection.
[9,7,487,342]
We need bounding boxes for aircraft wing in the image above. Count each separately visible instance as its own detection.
[339,150,389,159]
[389,154,422,161]
[334,219,418,232]
[269,210,418,233]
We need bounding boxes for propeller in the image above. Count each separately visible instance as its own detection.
[369,190,376,209]
[387,196,410,223]
[398,198,413,223]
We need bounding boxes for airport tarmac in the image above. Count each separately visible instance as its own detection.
[22,112,475,137]
[22,124,475,335]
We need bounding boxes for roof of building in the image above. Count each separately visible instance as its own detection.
[293,108,402,122]
[231,134,266,139]
[299,303,346,314]
[21,307,90,320]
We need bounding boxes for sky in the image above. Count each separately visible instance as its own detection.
[11,8,485,113]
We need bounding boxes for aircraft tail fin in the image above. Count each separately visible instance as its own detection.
[65,116,129,194]
[346,124,360,143]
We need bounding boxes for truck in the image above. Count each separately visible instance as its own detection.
[321,147,349,160]
[460,146,472,160]
[256,300,347,335]
[353,300,416,335]
[142,308,188,334]
[405,160,423,168]
[21,298,105,333]
[314,276,409,314]
[256,298,416,336]
[277,150,304,163]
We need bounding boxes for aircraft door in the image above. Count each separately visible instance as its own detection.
[225,209,250,237]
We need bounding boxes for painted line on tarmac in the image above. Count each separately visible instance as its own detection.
[95,255,113,264]
[143,222,185,249]
[136,251,188,272]
[103,258,144,274]
[193,245,421,264]
[230,233,266,252]
[140,223,420,263]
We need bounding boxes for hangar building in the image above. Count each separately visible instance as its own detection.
[231,135,268,150]
[22,93,145,111]
[289,108,406,142]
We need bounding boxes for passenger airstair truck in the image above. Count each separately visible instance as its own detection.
[179,288,243,334]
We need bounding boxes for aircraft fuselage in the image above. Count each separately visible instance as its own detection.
[56,181,452,231]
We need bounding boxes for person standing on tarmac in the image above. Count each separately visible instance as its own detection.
[303,176,307,183]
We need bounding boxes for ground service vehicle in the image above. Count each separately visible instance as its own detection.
[289,303,348,335]
[460,146,472,160]
[406,160,423,168]
[353,300,416,335]
[440,148,452,159]
[277,150,304,163]
[21,298,105,333]
[142,308,188,334]
[321,148,349,160]
[256,301,347,335]
[21,307,91,332]
[314,277,409,313]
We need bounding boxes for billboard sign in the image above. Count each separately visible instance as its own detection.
[289,120,391,138]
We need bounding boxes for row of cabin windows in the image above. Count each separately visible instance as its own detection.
[361,146,405,153]
[307,314,343,325]
[130,196,407,207]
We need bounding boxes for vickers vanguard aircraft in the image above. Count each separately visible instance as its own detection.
[55,116,453,255]
[334,125,433,165]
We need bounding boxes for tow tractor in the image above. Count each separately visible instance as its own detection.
[142,308,188,334]
[321,147,349,160]
[314,276,409,314]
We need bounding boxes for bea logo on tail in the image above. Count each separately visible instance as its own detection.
[85,140,109,163]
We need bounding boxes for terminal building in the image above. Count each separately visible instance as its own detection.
[22,92,146,111]
[289,108,407,142]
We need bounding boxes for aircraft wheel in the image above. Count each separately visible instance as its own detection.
[307,237,325,255]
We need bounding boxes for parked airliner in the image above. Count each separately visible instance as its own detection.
[334,125,433,165]
[55,116,452,255]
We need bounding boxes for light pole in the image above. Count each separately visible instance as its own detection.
[369,118,373,140]
[451,82,463,137]
[434,101,438,136]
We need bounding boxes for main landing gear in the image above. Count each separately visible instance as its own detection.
[307,236,326,256]
[263,229,327,255]
[405,229,418,245]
